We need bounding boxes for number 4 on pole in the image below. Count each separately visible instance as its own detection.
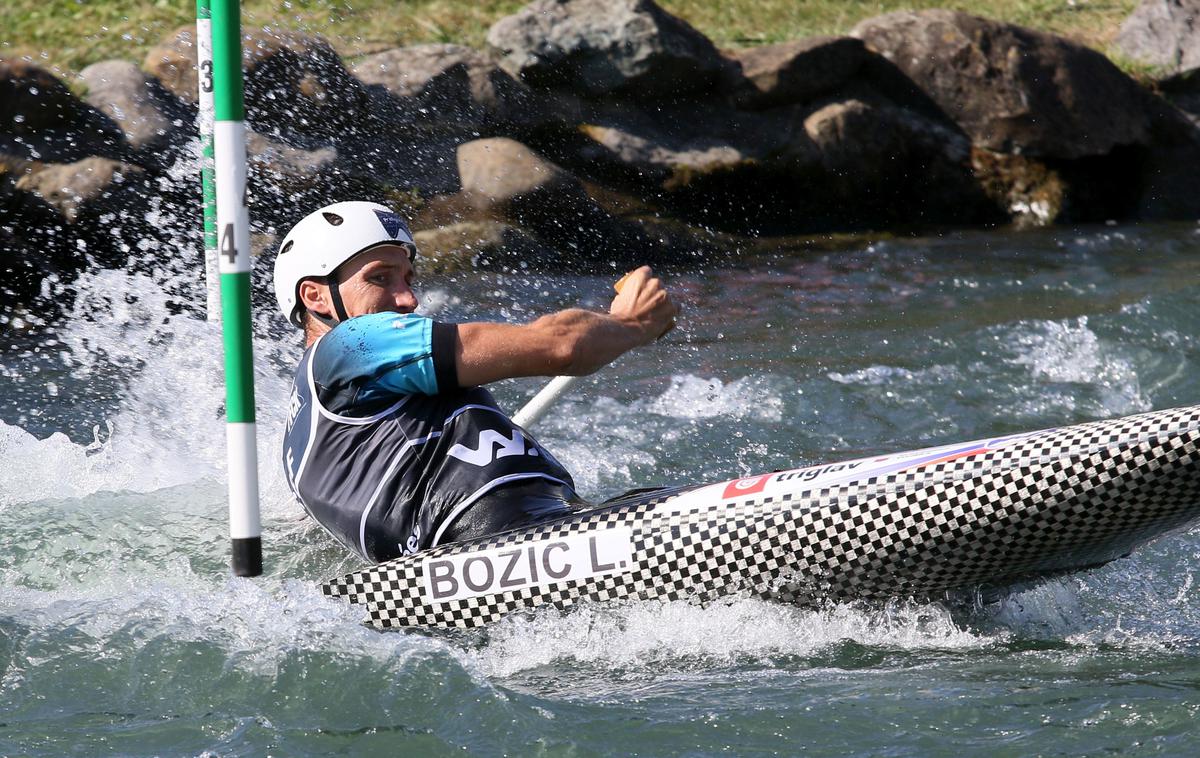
[221,223,238,265]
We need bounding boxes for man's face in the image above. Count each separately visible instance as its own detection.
[329,244,419,317]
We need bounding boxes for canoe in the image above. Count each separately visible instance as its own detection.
[324,405,1200,629]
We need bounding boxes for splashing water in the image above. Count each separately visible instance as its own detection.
[4,222,1200,754]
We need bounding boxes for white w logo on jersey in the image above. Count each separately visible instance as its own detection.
[448,430,541,467]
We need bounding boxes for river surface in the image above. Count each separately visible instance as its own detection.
[3,221,1200,755]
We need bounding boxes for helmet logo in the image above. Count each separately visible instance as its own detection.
[322,212,344,226]
[373,209,410,239]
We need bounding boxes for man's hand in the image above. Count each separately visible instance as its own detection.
[610,266,678,344]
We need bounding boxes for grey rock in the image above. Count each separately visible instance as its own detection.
[247,131,339,193]
[1,58,90,134]
[727,37,870,110]
[145,25,375,138]
[577,118,754,187]
[1116,0,1200,73]
[242,27,376,137]
[1136,97,1200,218]
[354,44,498,104]
[455,136,653,259]
[0,59,127,164]
[244,131,390,233]
[0,164,76,313]
[0,223,53,314]
[333,131,465,197]
[804,98,968,167]
[487,0,729,99]
[353,43,570,133]
[80,60,191,160]
[9,155,166,269]
[413,220,552,272]
[14,156,145,224]
[457,137,590,214]
[852,10,1152,159]
[798,98,1000,227]
[143,25,204,104]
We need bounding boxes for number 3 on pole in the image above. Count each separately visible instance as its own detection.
[200,60,214,93]
[221,223,237,265]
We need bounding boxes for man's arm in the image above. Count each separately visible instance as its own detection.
[452,266,677,388]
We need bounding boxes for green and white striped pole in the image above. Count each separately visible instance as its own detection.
[196,0,220,322]
[212,0,262,576]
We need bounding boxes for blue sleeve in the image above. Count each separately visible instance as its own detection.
[313,313,440,406]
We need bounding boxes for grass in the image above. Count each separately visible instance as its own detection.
[1,0,1140,78]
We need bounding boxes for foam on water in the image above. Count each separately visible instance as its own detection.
[6,220,1200,758]
[1001,316,1149,419]
[470,597,999,679]
[1,263,303,512]
[2,569,450,677]
[525,373,792,495]
[643,374,785,422]
[827,364,959,388]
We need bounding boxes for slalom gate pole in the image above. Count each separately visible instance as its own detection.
[211,0,262,576]
[196,0,220,322]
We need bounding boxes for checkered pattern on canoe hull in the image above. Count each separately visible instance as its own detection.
[322,405,1200,629]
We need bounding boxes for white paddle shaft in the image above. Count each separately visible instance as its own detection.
[512,374,581,428]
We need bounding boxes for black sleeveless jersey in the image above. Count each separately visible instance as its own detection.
[281,314,575,563]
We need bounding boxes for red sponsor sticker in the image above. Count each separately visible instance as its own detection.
[722,474,770,499]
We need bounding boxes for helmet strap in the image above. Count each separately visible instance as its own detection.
[305,276,352,329]
[326,278,352,324]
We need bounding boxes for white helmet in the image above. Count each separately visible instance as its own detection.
[273,200,417,328]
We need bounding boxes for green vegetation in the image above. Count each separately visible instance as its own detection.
[2,0,1139,77]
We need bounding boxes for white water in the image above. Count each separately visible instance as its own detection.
[6,227,1200,757]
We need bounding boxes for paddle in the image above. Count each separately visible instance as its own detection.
[512,271,672,429]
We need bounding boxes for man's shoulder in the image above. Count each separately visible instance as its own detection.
[335,311,429,336]
[311,312,443,397]
[317,312,430,354]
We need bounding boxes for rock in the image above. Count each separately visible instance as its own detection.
[143,26,204,104]
[413,220,552,272]
[0,167,76,313]
[852,10,1152,159]
[353,44,576,134]
[352,44,495,130]
[1139,137,1200,218]
[578,122,753,188]
[79,60,192,161]
[1,58,89,134]
[487,0,729,99]
[456,136,660,259]
[1157,67,1200,121]
[0,59,126,164]
[146,25,374,138]
[14,156,146,224]
[727,37,870,110]
[572,99,803,186]
[457,137,594,219]
[1135,98,1200,219]
[332,129,465,198]
[247,131,339,199]
[355,45,483,100]
[243,27,375,137]
[567,102,814,233]
[799,99,1002,228]
[244,131,390,234]
[9,156,167,269]
[0,223,42,312]
[969,149,1066,227]
[1116,0,1200,73]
